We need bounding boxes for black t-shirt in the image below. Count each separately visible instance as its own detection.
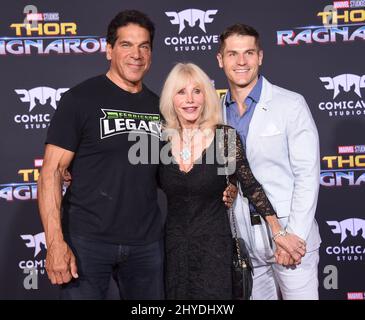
[46,75,163,245]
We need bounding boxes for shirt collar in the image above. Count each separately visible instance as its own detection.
[226,75,262,106]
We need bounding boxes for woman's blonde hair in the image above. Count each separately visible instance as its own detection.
[160,62,222,131]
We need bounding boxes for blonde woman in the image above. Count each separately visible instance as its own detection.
[158,63,306,299]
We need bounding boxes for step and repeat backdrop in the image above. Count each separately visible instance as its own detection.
[0,0,364,299]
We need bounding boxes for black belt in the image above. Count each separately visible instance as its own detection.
[250,214,262,226]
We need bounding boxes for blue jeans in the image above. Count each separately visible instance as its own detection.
[60,234,164,300]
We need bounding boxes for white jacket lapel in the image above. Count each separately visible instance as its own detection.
[246,77,273,157]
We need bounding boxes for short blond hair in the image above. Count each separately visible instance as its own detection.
[160,62,222,131]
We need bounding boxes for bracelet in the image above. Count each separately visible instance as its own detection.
[272,229,288,241]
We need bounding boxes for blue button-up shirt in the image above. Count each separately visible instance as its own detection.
[225,76,263,215]
[225,76,263,147]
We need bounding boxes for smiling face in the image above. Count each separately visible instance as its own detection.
[217,34,263,91]
[106,23,152,91]
[173,81,205,127]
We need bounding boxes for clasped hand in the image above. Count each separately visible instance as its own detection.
[273,233,306,266]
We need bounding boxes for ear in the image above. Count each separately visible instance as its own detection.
[258,50,263,66]
[106,43,112,61]
[217,53,223,69]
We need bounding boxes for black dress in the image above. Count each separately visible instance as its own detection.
[159,125,276,299]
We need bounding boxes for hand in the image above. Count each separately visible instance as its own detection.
[274,246,298,266]
[45,240,78,285]
[273,232,306,264]
[223,183,238,208]
[62,169,72,187]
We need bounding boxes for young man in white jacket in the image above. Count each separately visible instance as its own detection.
[217,23,321,300]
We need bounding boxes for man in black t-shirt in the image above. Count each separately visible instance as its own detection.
[38,10,164,300]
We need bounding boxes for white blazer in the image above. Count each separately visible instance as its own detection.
[222,76,321,252]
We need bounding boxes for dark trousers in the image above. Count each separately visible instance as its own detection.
[60,234,164,300]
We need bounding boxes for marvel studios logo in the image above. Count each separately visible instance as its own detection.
[338,145,365,154]
[26,12,59,21]
[347,292,365,300]
[34,159,43,167]
[333,0,365,8]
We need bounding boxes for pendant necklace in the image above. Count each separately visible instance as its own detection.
[179,128,199,161]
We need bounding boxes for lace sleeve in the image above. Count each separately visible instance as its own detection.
[227,129,276,218]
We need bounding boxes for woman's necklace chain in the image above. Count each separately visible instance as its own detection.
[179,128,199,161]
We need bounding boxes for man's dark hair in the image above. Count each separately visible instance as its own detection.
[107,10,155,49]
[218,23,261,53]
